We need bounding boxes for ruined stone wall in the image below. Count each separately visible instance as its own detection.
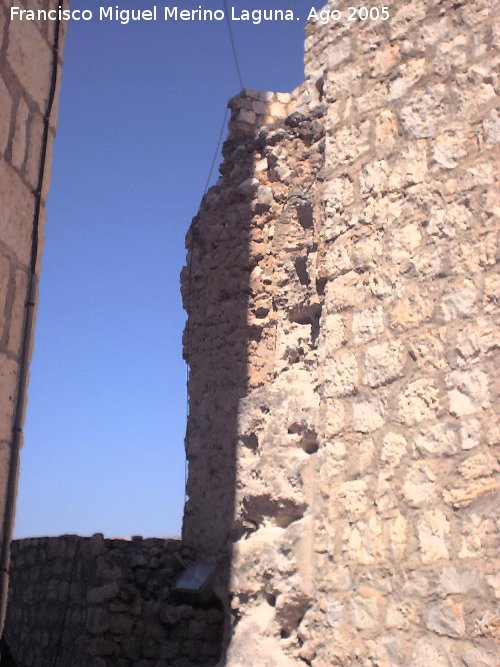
[0,0,66,631]
[4,535,222,665]
[182,1,500,665]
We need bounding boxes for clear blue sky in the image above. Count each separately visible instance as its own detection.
[14,0,316,538]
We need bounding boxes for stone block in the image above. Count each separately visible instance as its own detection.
[398,378,440,425]
[7,20,52,112]
[447,368,490,417]
[363,340,405,388]
[12,97,29,170]
[417,510,450,563]
[424,600,465,638]
[352,307,384,344]
[0,160,34,264]
[352,398,385,433]
[323,350,358,398]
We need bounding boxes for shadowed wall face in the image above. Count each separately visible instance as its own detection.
[4,535,223,665]
[183,1,500,664]
[0,0,65,632]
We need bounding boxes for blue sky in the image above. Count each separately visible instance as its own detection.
[14,0,315,538]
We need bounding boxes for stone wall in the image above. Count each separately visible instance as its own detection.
[182,1,500,664]
[4,535,222,666]
[0,0,66,632]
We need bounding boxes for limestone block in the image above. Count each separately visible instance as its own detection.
[352,306,385,343]
[452,78,496,122]
[348,593,380,630]
[321,399,345,437]
[370,44,400,78]
[460,451,497,481]
[483,108,500,146]
[7,20,52,112]
[352,397,385,433]
[398,378,440,425]
[375,109,399,155]
[356,82,389,114]
[389,1,427,39]
[351,232,383,271]
[390,285,434,331]
[323,350,358,398]
[439,566,487,596]
[344,514,384,564]
[388,142,428,189]
[323,241,352,278]
[326,36,351,68]
[0,160,34,264]
[407,329,447,372]
[327,120,370,169]
[413,422,458,457]
[389,58,426,100]
[389,222,422,264]
[25,111,44,190]
[427,202,472,238]
[381,432,407,468]
[337,479,369,517]
[319,313,346,352]
[12,98,29,170]
[345,439,375,478]
[363,340,405,388]
[438,279,478,322]
[388,513,408,560]
[460,418,482,450]
[461,647,499,667]
[403,464,437,507]
[411,638,452,667]
[360,159,390,196]
[431,127,468,169]
[424,600,466,638]
[447,368,490,417]
[417,510,450,563]
[399,85,450,139]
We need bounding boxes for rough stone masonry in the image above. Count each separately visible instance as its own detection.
[0,0,498,664]
[181,0,500,664]
[0,0,66,635]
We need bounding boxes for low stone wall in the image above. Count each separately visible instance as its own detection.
[3,535,222,666]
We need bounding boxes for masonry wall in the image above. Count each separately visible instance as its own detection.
[182,1,500,665]
[0,0,66,632]
[4,535,222,666]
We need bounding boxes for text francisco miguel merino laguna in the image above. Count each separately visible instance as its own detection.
[10,4,322,24]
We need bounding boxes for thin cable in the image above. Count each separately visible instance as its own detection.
[203,106,230,196]
[222,0,244,90]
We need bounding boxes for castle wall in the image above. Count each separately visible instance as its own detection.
[4,535,222,665]
[0,0,65,632]
[182,1,500,664]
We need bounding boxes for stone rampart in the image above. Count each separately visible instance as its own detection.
[0,0,66,632]
[182,1,500,664]
[4,535,222,666]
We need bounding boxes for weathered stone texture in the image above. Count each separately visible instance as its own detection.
[183,0,499,664]
[0,0,65,637]
[4,536,222,666]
